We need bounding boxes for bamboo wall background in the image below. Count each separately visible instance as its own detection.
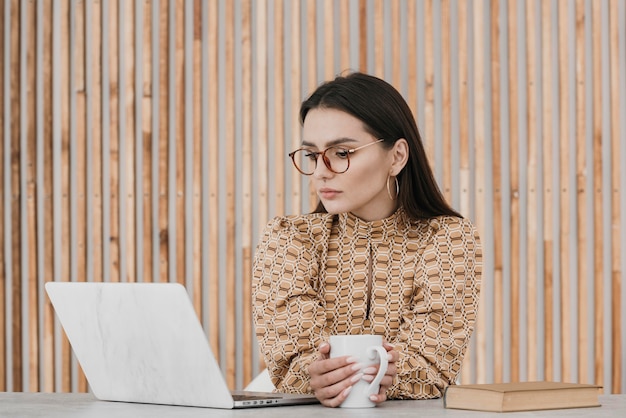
[1,0,625,395]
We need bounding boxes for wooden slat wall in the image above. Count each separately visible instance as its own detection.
[1,0,625,394]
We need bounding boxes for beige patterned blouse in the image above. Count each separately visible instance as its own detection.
[252,207,482,399]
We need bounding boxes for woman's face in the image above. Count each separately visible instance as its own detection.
[301,108,402,221]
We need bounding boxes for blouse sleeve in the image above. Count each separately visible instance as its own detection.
[252,216,327,394]
[387,217,482,399]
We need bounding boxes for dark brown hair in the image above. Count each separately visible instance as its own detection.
[300,72,461,220]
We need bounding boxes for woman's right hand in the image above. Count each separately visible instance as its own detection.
[308,341,363,407]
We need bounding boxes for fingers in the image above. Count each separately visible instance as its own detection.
[383,342,399,362]
[318,341,331,356]
[361,363,394,405]
[361,363,397,383]
[309,353,363,407]
[360,347,398,406]
[361,350,397,382]
[309,357,361,390]
[309,354,358,377]
[316,371,362,407]
[368,391,388,404]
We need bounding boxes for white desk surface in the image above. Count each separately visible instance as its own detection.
[1,392,625,418]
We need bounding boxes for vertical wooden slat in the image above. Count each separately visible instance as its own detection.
[273,0,284,218]
[490,0,504,384]
[240,0,253,384]
[390,0,400,87]
[557,0,572,383]
[306,0,316,93]
[472,0,487,385]
[124,0,136,284]
[372,0,383,77]
[440,0,451,202]
[253,0,268,377]
[406,0,417,118]
[206,0,219,358]
[457,0,472,385]
[191,0,201,312]
[108,0,120,284]
[166,0,175,287]
[289,0,301,216]
[525,0,539,382]
[134,0,143,287]
[35,0,47,393]
[541,0,555,382]
[255,0,266,232]
[199,0,207,329]
[508,0,521,383]
[174,0,184,288]
[72,0,88,393]
[91,0,103,285]
[157,0,169,284]
[182,0,192,295]
[339,0,350,72]
[74,0,86,288]
[323,0,333,80]
[224,0,236,389]
[574,0,588,384]
[456,0,469,230]
[591,0,603,388]
[306,0,316,210]
[358,0,366,72]
[39,0,55,393]
[0,0,6,393]
[100,0,110,290]
[57,0,71,392]
[609,0,622,394]
[141,0,153,283]
[423,0,434,168]
[8,0,22,392]
[23,0,38,392]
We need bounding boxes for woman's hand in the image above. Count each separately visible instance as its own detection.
[308,340,399,407]
[308,341,363,407]
[361,340,398,404]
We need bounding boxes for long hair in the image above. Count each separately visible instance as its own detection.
[299,72,461,220]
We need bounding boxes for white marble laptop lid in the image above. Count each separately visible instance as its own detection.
[45,282,235,408]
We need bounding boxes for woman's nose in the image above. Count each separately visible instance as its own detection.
[312,155,333,178]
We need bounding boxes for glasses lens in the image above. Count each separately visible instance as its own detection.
[324,146,350,173]
[292,149,317,175]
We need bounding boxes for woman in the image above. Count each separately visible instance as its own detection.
[252,72,482,407]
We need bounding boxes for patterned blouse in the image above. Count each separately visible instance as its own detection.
[252,207,482,399]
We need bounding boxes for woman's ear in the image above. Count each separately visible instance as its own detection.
[389,138,409,176]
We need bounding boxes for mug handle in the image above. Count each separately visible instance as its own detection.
[363,346,388,396]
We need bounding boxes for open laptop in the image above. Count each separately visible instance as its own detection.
[44,281,319,409]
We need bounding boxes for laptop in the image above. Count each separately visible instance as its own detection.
[44,281,319,409]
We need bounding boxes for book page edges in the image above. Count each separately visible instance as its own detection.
[447,382,601,393]
[444,385,601,412]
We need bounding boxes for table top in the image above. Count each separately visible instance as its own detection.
[2,392,625,417]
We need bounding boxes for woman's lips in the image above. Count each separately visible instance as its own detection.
[318,188,341,199]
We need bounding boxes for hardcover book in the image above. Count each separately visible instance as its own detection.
[443,381,602,412]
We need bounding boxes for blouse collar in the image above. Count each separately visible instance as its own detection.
[338,207,408,242]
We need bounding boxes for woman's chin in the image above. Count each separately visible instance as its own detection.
[318,201,347,215]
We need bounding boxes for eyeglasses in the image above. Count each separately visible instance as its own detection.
[288,139,384,176]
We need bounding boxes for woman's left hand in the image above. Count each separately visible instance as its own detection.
[361,340,398,404]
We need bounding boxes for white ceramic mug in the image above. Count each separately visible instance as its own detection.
[329,334,388,408]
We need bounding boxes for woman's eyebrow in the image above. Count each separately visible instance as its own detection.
[301,137,359,148]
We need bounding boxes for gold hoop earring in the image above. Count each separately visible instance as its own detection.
[387,176,399,200]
